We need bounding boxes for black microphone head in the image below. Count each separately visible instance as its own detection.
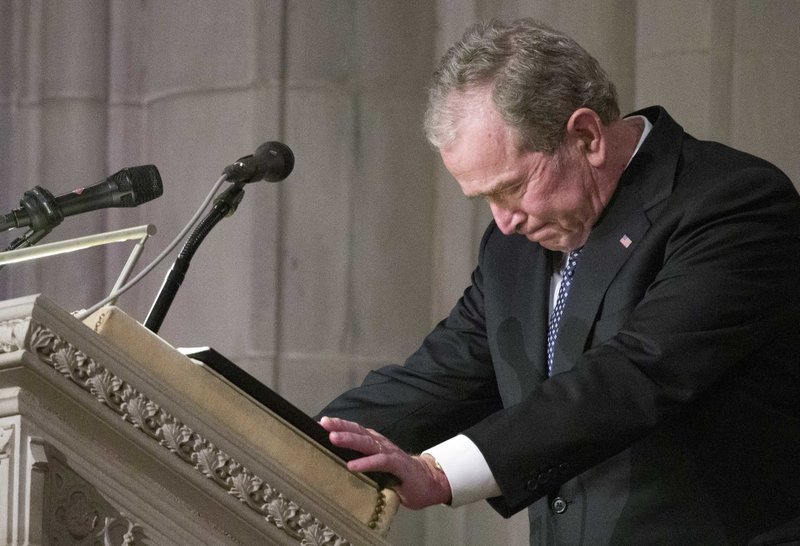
[255,141,295,182]
[108,165,164,206]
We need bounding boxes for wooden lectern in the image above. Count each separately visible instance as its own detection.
[0,294,398,545]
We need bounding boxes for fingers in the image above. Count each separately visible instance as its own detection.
[333,431,385,456]
[319,416,401,476]
[318,417,450,509]
[319,416,389,456]
[319,415,362,433]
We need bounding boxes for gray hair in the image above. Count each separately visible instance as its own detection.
[424,18,620,153]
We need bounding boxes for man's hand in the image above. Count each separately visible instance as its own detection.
[319,416,452,510]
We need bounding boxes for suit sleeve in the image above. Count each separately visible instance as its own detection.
[317,226,504,454]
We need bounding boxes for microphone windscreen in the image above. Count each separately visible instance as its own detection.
[256,141,295,182]
[111,165,164,206]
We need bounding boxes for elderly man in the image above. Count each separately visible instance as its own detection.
[319,18,800,545]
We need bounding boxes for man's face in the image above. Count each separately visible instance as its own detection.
[440,99,605,252]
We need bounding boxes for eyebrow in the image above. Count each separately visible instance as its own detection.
[468,177,524,201]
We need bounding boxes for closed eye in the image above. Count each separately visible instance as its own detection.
[483,179,527,203]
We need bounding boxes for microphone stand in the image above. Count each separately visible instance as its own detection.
[5,227,52,251]
[0,224,156,308]
[1,186,63,272]
[144,183,245,334]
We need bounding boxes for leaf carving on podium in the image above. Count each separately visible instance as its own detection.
[51,343,95,388]
[124,395,165,442]
[25,321,356,546]
[267,497,302,538]
[89,369,128,413]
[160,421,196,462]
[215,451,242,482]
[193,444,234,489]
[253,478,277,505]
[28,322,58,355]
[300,522,348,546]
[229,471,265,508]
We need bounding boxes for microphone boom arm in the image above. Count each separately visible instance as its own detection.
[143,184,245,333]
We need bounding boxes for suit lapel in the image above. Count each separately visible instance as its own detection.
[552,179,651,374]
[550,107,684,375]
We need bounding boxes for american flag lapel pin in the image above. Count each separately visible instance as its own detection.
[619,234,633,248]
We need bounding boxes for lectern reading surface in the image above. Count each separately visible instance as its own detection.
[182,346,398,489]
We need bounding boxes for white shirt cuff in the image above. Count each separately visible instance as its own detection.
[423,434,501,507]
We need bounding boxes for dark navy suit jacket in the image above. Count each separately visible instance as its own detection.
[320,107,800,545]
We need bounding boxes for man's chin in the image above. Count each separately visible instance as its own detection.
[527,235,564,251]
[528,231,585,252]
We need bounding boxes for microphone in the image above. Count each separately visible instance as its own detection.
[222,141,295,184]
[1,165,163,232]
[144,142,293,332]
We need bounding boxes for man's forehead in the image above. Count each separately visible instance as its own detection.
[441,120,510,177]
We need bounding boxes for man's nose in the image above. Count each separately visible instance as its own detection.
[489,201,524,235]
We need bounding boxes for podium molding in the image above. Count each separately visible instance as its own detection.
[0,294,396,545]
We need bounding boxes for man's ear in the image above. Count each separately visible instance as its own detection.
[565,108,606,167]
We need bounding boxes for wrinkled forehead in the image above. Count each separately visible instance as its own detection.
[442,88,522,149]
[442,100,508,160]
